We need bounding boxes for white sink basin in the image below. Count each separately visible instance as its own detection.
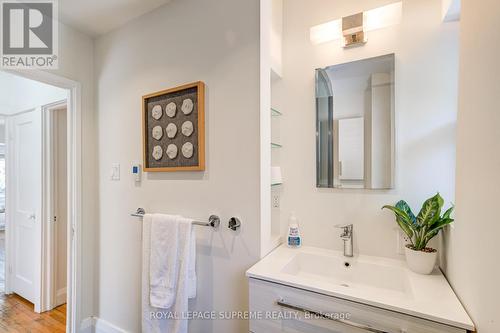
[246,245,474,331]
[281,251,412,297]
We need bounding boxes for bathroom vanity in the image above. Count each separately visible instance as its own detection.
[246,246,474,333]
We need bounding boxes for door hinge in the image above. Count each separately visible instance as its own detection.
[54,215,57,222]
[8,265,12,274]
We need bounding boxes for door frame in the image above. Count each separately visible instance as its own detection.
[41,100,68,312]
[3,69,82,333]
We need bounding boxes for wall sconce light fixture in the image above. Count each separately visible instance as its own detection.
[310,1,402,47]
[342,12,366,47]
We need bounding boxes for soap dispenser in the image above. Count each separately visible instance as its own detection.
[287,212,302,248]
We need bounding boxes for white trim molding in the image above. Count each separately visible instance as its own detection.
[94,317,130,333]
[41,99,68,313]
[79,317,94,333]
[79,317,131,333]
[56,287,67,306]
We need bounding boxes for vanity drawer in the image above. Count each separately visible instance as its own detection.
[249,278,467,333]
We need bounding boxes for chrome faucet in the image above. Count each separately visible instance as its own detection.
[335,224,353,257]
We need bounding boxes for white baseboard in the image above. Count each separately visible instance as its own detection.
[79,316,130,333]
[79,317,94,333]
[94,317,130,333]
[56,287,67,306]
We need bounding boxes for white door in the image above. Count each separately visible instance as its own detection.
[338,117,364,181]
[8,108,42,310]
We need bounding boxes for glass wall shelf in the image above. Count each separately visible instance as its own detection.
[271,108,283,116]
[271,142,282,148]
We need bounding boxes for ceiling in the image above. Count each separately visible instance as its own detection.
[59,0,173,37]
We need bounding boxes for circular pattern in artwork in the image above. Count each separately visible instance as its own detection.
[181,121,194,137]
[152,105,163,120]
[152,145,163,160]
[182,142,194,158]
[181,98,194,115]
[166,102,177,118]
[166,123,177,138]
[166,144,178,159]
[152,125,163,140]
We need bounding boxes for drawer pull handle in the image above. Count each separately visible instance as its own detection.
[276,299,389,333]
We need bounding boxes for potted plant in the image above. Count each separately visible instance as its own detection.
[382,193,454,274]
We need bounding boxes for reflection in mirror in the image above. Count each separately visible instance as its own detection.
[316,54,395,189]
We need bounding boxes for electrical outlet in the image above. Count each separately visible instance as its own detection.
[272,194,280,208]
[397,230,410,255]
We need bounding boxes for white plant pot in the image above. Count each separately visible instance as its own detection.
[404,246,438,275]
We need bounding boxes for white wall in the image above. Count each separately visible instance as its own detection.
[442,0,500,331]
[329,74,368,119]
[94,0,260,331]
[0,72,67,115]
[274,0,459,259]
[271,0,283,77]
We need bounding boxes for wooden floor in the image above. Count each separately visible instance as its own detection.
[0,232,66,332]
[0,293,66,333]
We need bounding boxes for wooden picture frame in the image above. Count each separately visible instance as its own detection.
[142,81,205,172]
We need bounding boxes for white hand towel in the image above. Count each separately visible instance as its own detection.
[187,220,197,299]
[149,213,179,309]
[142,214,197,333]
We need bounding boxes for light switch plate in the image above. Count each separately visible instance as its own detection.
[111,163,120,180]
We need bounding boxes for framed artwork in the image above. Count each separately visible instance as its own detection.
[142,81,205,171]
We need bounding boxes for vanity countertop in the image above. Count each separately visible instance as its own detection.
[246,245,474,331]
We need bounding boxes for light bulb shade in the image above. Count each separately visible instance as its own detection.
[310,19,341,45]
[364,2,403,32]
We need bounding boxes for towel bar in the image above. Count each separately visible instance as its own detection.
[130,208,220,228]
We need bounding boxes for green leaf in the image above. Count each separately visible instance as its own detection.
[395,200,417,225]
[425,218,454,239]
[416,193,444,227]
[383,195,455,250]
[382,205,415,240]
[427,204,454,229]
[382,205,410,222]
[396,218,415,241]
[442,205,454,220]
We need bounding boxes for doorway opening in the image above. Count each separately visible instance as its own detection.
[0,70,81,332]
